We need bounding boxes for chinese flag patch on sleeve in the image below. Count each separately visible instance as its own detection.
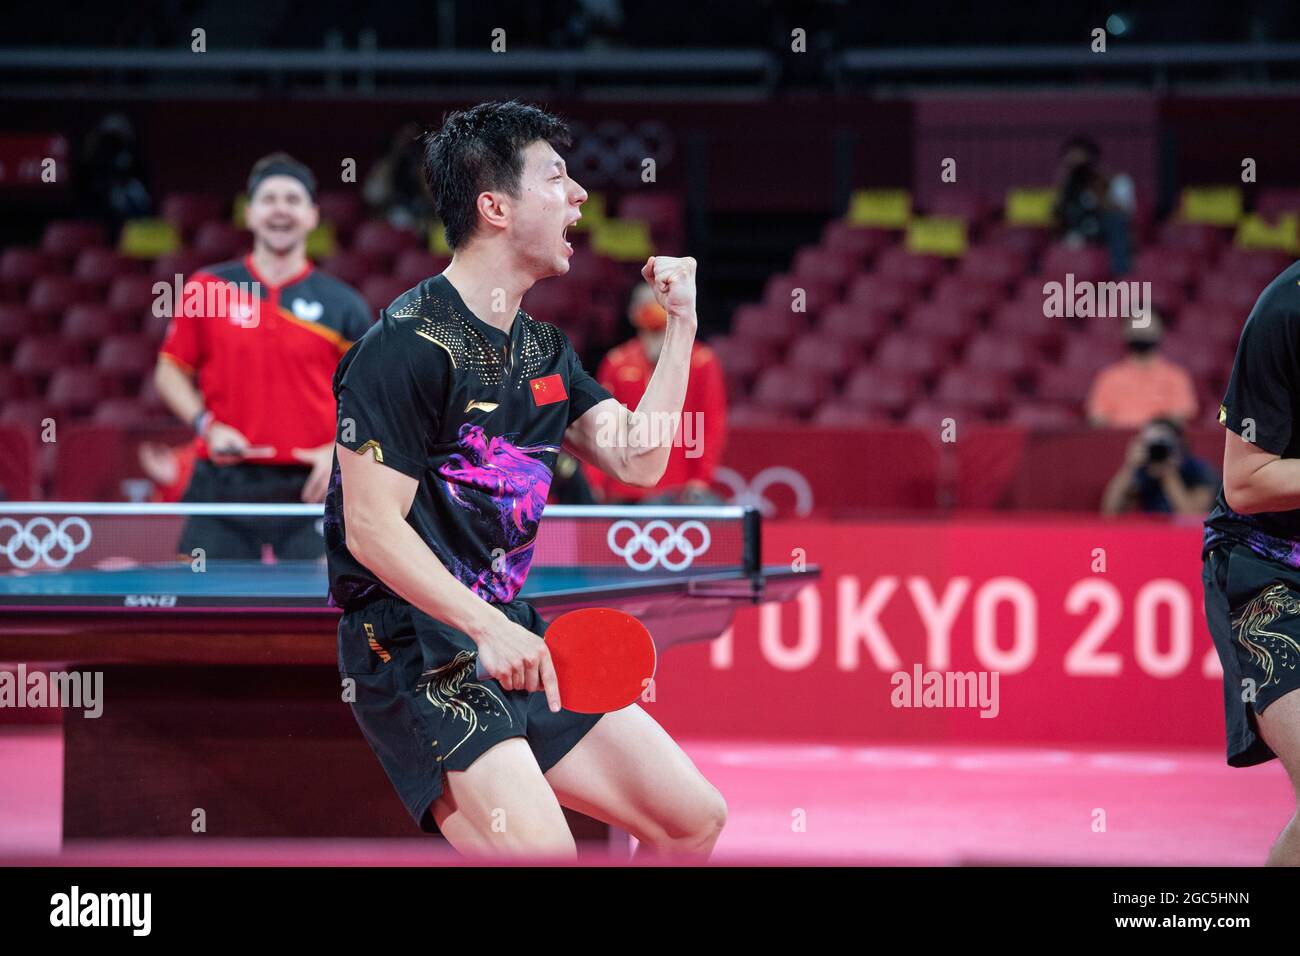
[529,373,568,406]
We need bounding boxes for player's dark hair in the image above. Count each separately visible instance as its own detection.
[247,152,317,202]
[422,100,573,250]
[1060,134,1100,160]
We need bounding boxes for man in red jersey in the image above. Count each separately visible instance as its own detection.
[585,282,727,504]
[154,153,372,559]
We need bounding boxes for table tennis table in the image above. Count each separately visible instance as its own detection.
[0,503,816,847]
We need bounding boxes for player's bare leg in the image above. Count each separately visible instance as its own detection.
[431,737,577,858]
[1256,688,1300,866]
[542,704,727,860]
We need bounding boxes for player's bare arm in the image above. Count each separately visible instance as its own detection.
[563,255,698,485]
[336,444,561,710]
[1222,428,1300,514]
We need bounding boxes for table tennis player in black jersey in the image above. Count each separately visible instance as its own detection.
[324,100,724,858]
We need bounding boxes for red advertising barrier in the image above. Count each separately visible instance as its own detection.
[649,517,1226,750]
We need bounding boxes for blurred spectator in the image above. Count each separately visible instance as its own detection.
[1101,417,1217,516]
[364,123,434,229]
[1052,134,1134,275]
[584,282,727,504]
[1086,310,1197,427]
[76,113,153,238]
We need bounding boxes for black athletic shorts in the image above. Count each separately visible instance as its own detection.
[1203,541,1300,767]
[177,459,323,561]
[337,594,604,833]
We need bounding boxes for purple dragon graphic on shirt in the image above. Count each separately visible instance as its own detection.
[438,422,558,602]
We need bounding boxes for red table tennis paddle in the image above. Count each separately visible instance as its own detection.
[475,607,656,713]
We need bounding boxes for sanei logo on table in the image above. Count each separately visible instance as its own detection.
[124,594,178,607]
[50,886,151,936]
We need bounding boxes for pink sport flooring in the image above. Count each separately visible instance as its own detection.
[0,727,1291,866]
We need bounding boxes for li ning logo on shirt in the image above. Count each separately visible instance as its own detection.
[291,298,325,322]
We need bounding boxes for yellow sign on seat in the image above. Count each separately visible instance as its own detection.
[1234,213,1298,252]
[591,219,653,262]
[428,221,452,255]
[906,217,968,257]
[118,219,180,258]
[571,191,606,232]
[847,190,911,228]
[1179,186,1243,226]
[1004,188,1055,227]
[306,223,337,259]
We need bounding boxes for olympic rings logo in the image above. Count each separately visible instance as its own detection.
[713,466,815,517]
[0,517,93,569]
[607,519,711,572]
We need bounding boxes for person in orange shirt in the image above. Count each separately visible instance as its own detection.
[584,283,727,503]
[1085,310,1198,427]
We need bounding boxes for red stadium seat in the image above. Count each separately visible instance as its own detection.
[160,193,224,239]
[352,221,418,264]
[923,191,993,228]
[962,332,1039,376]
[1178,302,1242,344]
[394,250,450,287]
[26,276,84,319]
[761,272,836,319]
[1058,334,1125,370]
[982,222,1050,259]
[706,334,775,389]
[1031,364,1095,406]
[791,246,861,292]
[0,305,40,347]
[317,191,366,240]
[0,399,53,432]
[0,367,26,404]
[931,367,1012,417]
[62,304,122,345]
[46,367,105,417]
[152,251,209,281]
[1158,221,1226,258]
[956,243,1028,289]
[732,304,806,345]
[902,302,977,348]
[875,246,949,290]
[320,251,370,287]
[988,301,1064,356]
[13,335,85,377]
[1132,247,1201,288]
[1255,188,1300,220]
[902,401,978,428]
[749,365,831,417]
[92,398,153,426]
[1214,247,1291,286]
[360,276,410,314]
[0,247,51,286]
[873,332,949,376]
[74,248,144,289]
[107,275,160,318]
[726,405,803,427]
[1039,243,1110,284]
[96,334,157,378]
[1006,402,1083,428]
[820,221,893,267]
[618,193,685,251]
[193,222,249,261]
[841,366,923,415]
[816,304,892,349]
[787,336,863,381]
[40,220,106,259]
[844,273,914,316]
[1197,272,1263,313]
[1161,335,1232,379]
[811,403,894,427]
[929,274,1003,319]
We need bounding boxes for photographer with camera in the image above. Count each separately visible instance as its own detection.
[1101,417,1217,517]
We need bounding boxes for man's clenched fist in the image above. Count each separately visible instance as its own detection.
[641,255,697,322]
